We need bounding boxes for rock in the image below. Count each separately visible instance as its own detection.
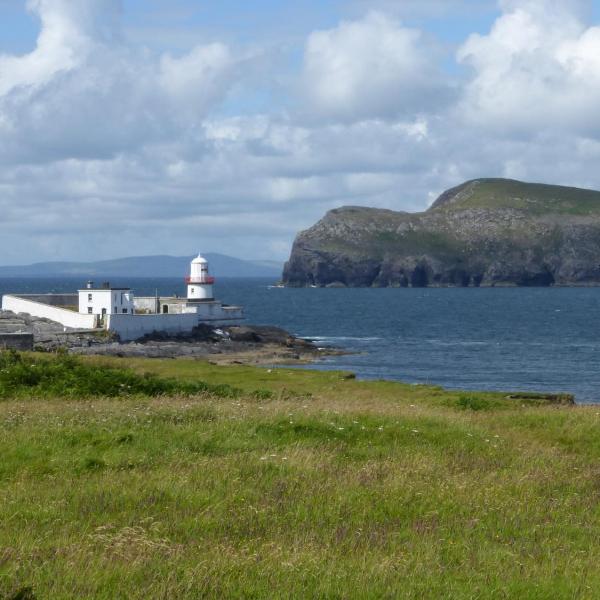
[225,326,261,343]
[326,281,347,288]
[0,309,324,362]
[282,178,600,287]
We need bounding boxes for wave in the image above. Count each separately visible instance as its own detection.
[304,336,382,342]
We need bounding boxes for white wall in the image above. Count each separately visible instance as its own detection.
[106,309,244,341]
[187,283,213,300]
[78,289,134,315]
[2,295,97,329]
[188,302,243,321]
[106,313,199,341]
[134,297,160,313]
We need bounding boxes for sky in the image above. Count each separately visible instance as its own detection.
[2,0,600,265]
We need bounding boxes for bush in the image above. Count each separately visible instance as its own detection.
[457,395,491,411]
[0,351,240,400]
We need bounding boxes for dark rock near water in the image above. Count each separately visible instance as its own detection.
[283,178,600,288]
[0,310,319,360]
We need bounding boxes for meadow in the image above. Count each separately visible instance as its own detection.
[1,351,600,598]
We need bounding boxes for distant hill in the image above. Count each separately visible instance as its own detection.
[283,178,600,287]
[0,254,283,279]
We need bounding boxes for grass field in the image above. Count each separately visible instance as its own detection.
[1,352,600,598]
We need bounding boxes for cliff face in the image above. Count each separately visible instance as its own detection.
[283,179,600,287]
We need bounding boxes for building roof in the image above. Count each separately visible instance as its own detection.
[78,287,131,291]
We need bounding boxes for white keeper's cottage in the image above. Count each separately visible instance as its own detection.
[79,282,135,316]
[2,254,243,341]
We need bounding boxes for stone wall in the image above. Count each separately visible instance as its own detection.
[1,295,97,330]
[0,333,34,351]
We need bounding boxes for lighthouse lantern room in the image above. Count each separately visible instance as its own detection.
[186,254,215,301]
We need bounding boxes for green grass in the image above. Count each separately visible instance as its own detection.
[438,178,600,215]
[0,350,244,400]
[2,353,600,598]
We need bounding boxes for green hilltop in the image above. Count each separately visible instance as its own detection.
[283,178,600,287]
[431,178,600,215]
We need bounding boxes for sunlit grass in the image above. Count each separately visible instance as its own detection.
[1,353,599,598]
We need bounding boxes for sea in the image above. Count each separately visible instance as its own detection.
[2,277,600,403]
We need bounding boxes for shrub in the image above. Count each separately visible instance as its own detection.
[0,351,240,400]
[457,395,491,411]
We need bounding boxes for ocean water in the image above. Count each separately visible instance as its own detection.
[2,277,600,403]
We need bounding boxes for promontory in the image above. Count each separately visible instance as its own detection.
[283,178,600,287]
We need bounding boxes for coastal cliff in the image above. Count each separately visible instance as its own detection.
[283,178,600,287]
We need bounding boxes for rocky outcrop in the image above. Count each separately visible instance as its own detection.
[0,310,113,351]
[0,310,322,362]
[283,178,600,287]
[69,325,322,361]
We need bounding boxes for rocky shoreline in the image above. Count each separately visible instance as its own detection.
[0,310,338,365]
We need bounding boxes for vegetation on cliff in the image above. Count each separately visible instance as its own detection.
[283,178,600,287]
[2,352,600,598]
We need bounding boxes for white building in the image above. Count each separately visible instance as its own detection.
[2,254,244,341]
[187,255,214,300]
[78,282,134,317]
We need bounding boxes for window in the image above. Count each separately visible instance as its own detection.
[87,307,93,314]
[114,307,117,313]
[122,308,128,314]
[88,293,92,301]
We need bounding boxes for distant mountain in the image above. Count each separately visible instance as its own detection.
[284,178,600,287]
[0,254,283,279]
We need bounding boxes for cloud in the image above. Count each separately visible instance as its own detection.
[3,0,600,266]
[301,11,453,122]
[0,0,242,163]
[457,0,600,136]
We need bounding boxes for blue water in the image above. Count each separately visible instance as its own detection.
[2,277,600,403]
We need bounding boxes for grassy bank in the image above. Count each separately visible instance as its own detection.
[1,353,600,598]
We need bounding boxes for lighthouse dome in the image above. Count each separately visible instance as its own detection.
[191,254,208,264]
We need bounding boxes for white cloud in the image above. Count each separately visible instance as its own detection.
[0,0,243,163]
[3,0,600,265]
[301,11,453,122]
[457,0,600,135]
[159,43,237,118]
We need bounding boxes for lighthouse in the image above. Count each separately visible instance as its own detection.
[186,254,215,301]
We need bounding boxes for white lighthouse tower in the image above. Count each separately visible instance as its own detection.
[186,254,215,301]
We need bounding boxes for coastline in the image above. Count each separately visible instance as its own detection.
[0,309,342,365]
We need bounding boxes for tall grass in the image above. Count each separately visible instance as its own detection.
[0,350,243,399]
[1,354,599,598]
